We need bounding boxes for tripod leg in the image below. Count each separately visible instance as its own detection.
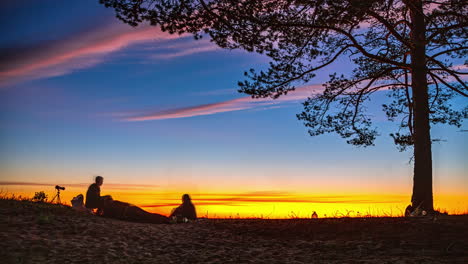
[51,194,57,203]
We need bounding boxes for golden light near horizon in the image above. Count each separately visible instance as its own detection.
[1,1,467,263]
[2,183,466,218]
[0,0,467,224]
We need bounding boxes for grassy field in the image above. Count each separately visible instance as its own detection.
[1,198,467,263]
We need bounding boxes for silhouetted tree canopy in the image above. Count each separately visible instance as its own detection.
[101,0,467,212]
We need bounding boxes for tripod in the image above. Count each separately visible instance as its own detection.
[51,189,62,204]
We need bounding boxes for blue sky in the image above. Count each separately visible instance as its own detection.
[0,0,466,208]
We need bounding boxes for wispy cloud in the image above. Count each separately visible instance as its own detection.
[0,181,159,189]
[140,192,402,208]
[118,84,324,121]
[151,39,220,59]
[113,63,468,122]
[0,22,180,86]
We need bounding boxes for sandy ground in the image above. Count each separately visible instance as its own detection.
[1,199,467,264]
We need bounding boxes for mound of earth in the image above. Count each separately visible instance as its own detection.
[1,199,466,263]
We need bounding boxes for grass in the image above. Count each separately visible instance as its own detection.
[0,192,82,226]
[1,194,467,263]
[1,191,466,219]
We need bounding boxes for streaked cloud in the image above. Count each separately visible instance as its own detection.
[140,192,402,208]
[0,22,180,86]
[119,64,467,122]
[119,84,324,121]
[0,181,159,189]
[151,39,220,59]
[142,202,245,208]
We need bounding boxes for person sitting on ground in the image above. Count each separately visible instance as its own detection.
[71,194,90,213]
[170,194,197,222]
[101,196,169,224]
[85,176,106,214]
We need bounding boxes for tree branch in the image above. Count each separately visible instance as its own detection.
[428,72,468,97]
[427,22,468,41]
[429,73,441,110]
[427,56,468,91]
[258,20,411,69]
[260,45,352,96]
[366,10,413,49]
[428,46,468,59]
[404,69,414,137]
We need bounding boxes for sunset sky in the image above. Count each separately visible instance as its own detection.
[1,0,467,218]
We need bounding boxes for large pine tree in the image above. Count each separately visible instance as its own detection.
[101,0,467,213]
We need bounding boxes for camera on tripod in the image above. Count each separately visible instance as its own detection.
[51,185,65,204]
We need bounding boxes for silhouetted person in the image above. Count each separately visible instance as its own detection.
[71,194,89,213]
[170,194,197,221]
[85,176,104,213]
[405,204,413,217]
[101,196,169,224]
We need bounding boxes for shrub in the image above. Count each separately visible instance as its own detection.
[32,191,48,203]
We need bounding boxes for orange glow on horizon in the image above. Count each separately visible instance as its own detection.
[1,183,466,218]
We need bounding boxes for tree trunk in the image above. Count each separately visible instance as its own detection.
[408,0,434,212]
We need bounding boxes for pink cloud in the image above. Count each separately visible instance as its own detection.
[119,84,324,121]
[0,181,159,189]
[0,22,180,86]
[117,62,468,123]
[140,193,401,207]
[154,45,220,59]
[150,40,220,59]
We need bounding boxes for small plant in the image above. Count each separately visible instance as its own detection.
[36,214,54,225]
[288,211,300,219]
[32,191,48,203]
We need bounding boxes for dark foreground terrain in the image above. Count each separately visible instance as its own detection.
[1,199,467,264]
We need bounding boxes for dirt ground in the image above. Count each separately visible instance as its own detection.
[1,199,467,263]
